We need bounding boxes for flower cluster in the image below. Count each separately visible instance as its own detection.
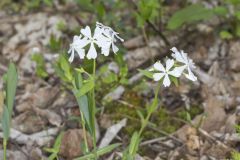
[68,22,124,62]
[151,47,197,87]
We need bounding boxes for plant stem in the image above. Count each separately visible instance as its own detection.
[139,82,161,136]
[80,111,89,153]
[3,139,7,160]
[92,59,97,159]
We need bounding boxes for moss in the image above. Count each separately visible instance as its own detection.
[177,105,203,121]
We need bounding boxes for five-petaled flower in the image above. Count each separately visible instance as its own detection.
[153,59,184,87]
[150,47,197,87]
[68,22,124,61]
[96,22,124,56]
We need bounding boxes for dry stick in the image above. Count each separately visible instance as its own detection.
[198,128,234,151]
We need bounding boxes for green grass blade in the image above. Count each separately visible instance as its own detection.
[73,143,121,160]
[2,105,10,140]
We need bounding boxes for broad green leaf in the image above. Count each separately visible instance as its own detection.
[138,69,154,79]
[167,4,214,30]
[73,71,91,134]
[6,63,18,116]
[74,77,94,97]
[74,143,121,160]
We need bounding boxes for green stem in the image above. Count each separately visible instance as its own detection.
[80,111,89,153]
[92,59,97,159]
[3,139,7,160]
[139,82,161,136]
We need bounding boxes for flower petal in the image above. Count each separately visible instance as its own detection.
[163,75,171,87]
[171,47,186,64]
[77,37,90,48]
[75,47,85,59]
[93,26,103,39]
[185,67,197,81]
[87,43,97,59]
[153,61,165,72]
[81,26,92,38]
[165,59,174,71]
[112,42,119,53]
[68,49,74,63]
[153,73,165,81]
[101,45,111,56]
[168,65,186,77]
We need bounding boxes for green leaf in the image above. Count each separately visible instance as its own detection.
[213,6,228,16]
[74,77,94,97]
[170,76,179,87]
[2,105,10,140]
[96,2,106,19]
[128,132,140,155]
[102,72,118,84]
[147,94,159,114]
[138,69,154,79]
[31,54,48,78]
[75,0,95,12]
[73,71,92,134]
[167,4,214,30]
[6,63,18,116]
[220,30,233,39]
[136,110,145,126]
[235,11,240,20]
[74,143,121,160]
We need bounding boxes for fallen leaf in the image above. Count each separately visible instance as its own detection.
[99,118,127,148]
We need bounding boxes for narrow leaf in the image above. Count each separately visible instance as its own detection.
[74,143,121,160]
[138,69,153,79]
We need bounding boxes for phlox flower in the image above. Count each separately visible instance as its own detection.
[96,22,124,56]
[153,59,184,87]
[171,47,197,81]
[80,26,106,59]
[68,35,85,63]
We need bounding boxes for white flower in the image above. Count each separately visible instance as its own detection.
[96,22,124,56]
[153,59,184,87]
[80,26,106,59]
[171,47,197,81]
[68,35,85,63]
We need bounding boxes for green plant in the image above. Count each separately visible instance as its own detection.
[31,53,48,78]
[231,151,240,160]
[44,132,64,160]
[217,0,240,39]
[123,47,198,159]
[1,63,18,160]
[167,4,215,30]
[135,0,160,28]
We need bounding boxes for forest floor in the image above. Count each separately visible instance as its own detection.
[1,1,240,160]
